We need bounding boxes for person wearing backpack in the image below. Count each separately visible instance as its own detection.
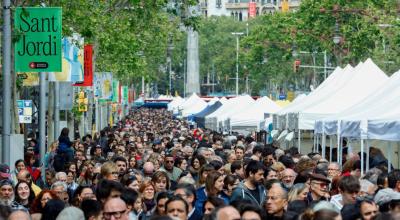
[57,128,74,165]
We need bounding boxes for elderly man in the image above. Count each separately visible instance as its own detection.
[265,183,288,219]
[327,162,341,179]
[307,173,331,204]
[0,179,24,210]
[103,197,129,220]
[51,181,69,205]
[281,169,297,190]
[55,171,67,183]
[213,206,241,220]
[142,162,155,178]
[17,169,41,196]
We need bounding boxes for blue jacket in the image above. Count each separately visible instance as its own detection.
[195,187,229,212]
[230,181,266,207]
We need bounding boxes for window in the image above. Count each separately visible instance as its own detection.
[216,0,222,8]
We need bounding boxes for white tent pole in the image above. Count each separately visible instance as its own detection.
[337,135,341,163]
[366,140,369,170]
[313,132,316,152]
[388,142,392,172]
[298,129,301,154]
[322,133,326,159]
[316,134,320,153]
[329,136,333,162]
[361,139,364,176]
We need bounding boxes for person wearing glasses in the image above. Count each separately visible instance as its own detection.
[160,154,182,182]
[103,197,129,220]
[307,173,331,204]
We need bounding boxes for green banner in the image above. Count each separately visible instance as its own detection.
[123,86,128,104]
[112,80,119,103]
[15,7,62,72]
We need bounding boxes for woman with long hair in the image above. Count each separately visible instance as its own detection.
[58,127,74,163]
[288,183,309,202]
[30,190,60,220]
[14,180,35,210]
[139,180,156,216]
[195,171,229,214]
[151,171,170,193]
[189,154,207,181]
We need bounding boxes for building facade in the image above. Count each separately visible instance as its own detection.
[200,0,301,21]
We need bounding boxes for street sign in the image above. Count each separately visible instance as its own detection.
[17,100,33,123]
[14,7,62,72]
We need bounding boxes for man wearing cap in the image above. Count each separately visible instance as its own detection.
[307,173,331,204]
[0,164,11,182]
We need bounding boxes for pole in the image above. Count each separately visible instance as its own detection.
[2,0,11,163]
[366,140,370,170]
[183,58,186,97]
[297,129,301,154]
[388,142,392,172]
[39,72,46,179]
[322,134,326,159]
[169,60,172,95]
[232,32,243,96]
[329,136,333,162]
[236,35,239,96]
[323,50,327,80]
[54,81,60,139]
[361,139,364,176]
[141,76,145,97]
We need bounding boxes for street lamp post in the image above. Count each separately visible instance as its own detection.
[232,32,243,96]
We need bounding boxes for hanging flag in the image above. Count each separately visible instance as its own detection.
[74,44,93,86]
[249,2,256,18]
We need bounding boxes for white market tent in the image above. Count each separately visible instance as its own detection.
[167,96,184,111]
[316,68,400,139]
[219,97,228,104]
[207,97,220,106]
[274,64,354,130]
[297,59,388,131]
[180,93,207,117]
[230,96,282,132]
[205,95,255,131]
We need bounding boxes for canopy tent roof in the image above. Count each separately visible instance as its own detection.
[167,96,184,111]
[298,59,388,130]
[316,69,400,140]
[192,101,223,127]
[180,94,207,117]
[219,97,228,104]
[207,95,255,122]
[207,97,220,106]
[231,96,281,128]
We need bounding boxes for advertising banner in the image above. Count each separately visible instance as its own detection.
[74,44,93,86]
[14,7,62,72]
[94,72,113,100]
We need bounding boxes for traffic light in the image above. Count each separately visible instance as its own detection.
[78,91,88,112]
[294,59,301,72]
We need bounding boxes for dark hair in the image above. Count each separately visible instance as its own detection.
[73,185,93,200]
[80,199,102,220]
[203,196,225,213]
[231,160,243,174]
[156,191,170,203]
[252,145,263,155]
[174,157,186,168]
[191,154,207,168]
[113,156,127,165]
[205,171,223,196]
[151,171,171,191]
[339,175,360,193]
[14,159,26,169]
[314,209,340,220]
[165,195,189,215]
[245,160,265,178]
[41,199,65,220]
[60,127,69,137]
[209,160,223,171]
[95,179,124,202]
[14,181,35,205]
[238,203,261,217]
[279,155,295,169]
[120,188,139,205]
[224,174,239,189]
[388,169,400,189]
[30,190,60,214]
[121,174,137,187]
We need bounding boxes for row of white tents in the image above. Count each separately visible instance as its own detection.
[168,93,283,134]
[274,58,400,172]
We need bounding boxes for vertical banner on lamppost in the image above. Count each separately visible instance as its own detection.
[248,2,256,18]
[74,44,93,86]
[14,7,62,72]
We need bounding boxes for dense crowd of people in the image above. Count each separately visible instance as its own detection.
[0,108,399,220]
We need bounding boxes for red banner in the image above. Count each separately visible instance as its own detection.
[73,44,93,86]
[249,2,256,18]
